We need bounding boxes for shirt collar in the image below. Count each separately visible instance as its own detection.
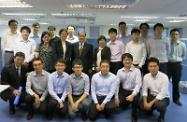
[14,64,21,70]
[99,71,110,77]
[131,40,140,44]
[55,71,64,78]
[171,40,180,44]
[34,70,45,76]
[20,39,30,42]
[67,35,75,40]
[8,31,19,35]
[154,36,162,39]
[151,71,160,79]
[122,65,134,72]
[72,73,83,79]
[109,40,117,44]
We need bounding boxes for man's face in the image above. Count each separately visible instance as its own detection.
[9,22,18,32]
[78,32,86,43]
[14,56,24,67]
[131,33,140,42]
[67,26,75,35]
[140,25,149,35]
[33,60,43,72]
[32,25,40,34]
[109,32,117,41]
[48,29,55,37]
[21,29,30,39]
[154,26,163,37]
[123,57,132,68]
[170,31,180,41]
[148,62,159,75]
[100,62,110,76]
[72,64,83,76]
[119,24,126,34]
[55,62,66,73]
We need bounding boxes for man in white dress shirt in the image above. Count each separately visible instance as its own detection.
[139,57,170,122]
[1,19,20,66]
[66,25,79,43]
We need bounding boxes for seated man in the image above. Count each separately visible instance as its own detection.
[1,52,28,115]
[25,58,50,120]
[88,60,117,121]
[139,57,170,122]
[115,53,142,122]
[48,59,69,120]
[66,59,90,121]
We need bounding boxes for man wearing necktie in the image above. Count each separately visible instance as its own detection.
[1,52,28,115]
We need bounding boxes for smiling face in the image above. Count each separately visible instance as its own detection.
[60,30,68,41]
[100,62,110,76]
[72,64,83,76]
[21,29,30,40]
[9,22,18,32]
[78,32,86,43]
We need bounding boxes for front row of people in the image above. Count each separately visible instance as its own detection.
[1,52,170,122]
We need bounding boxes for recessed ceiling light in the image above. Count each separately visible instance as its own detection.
[51,13,93,17]
[120,16,159,19]
[165,17,187,19]
[23,18,37,21]
[134,19,149,22]
[67,4,127,9]
[2,13,46,16]
[0,0,32,8]
[168,20,187,23]
[39,22,49,25]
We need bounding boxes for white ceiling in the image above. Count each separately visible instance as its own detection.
[0,0,187,27]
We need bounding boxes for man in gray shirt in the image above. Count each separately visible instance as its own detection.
[25,58,50,120]
[66,59,90,121]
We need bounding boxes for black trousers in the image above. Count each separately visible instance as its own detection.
[88,96,116,121]
[1,90,27,110]
[159,63,168,76]
[142,59,149,76]
[168,62,182,101]
[47,95,68,117]
[118,89,140,116]
[139,95,170,119]
[110,62,123,75]
[25,94,48,114]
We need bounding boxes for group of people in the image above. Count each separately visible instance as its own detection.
[0,19,186,122]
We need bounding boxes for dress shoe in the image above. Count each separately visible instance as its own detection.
[81,111,88,121]
[158,117,164,122]
[27,113,33,120]
[131,115,138,122]
[104,113,110,119]
[47,115,53,121]
[146,110,153,115]
[173,100,182,106]
[9,108,15,115]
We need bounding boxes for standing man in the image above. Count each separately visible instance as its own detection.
[139,57,170,122]
[14,26,36,71]
[1,19,20,66]
[146,23,170,75]
[1,52,28,115]
[107,28,125,74]
[48,59,69,120]
[30,22,41,45]
[117,21,131,48]
[168,28,186,106]
[25,58,50,120]
[48,25,60,43]
[115,53,142,122]
[125,29,146,71]
[88,60,117,121]
[66,59,90,121]
[66,25,79,43]
[72,31,93,75]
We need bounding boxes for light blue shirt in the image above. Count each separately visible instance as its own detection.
[169,40,186,62]
[146,37,170,63]
[48,71,69,103]
[142,71,170,100]
[115,66,142,99]
[66,72,90,95]
[30,34,41,45]
[91,72,118,104]
[117,34,131,48]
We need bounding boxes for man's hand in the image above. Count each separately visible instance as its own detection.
[143,101,152,110]
[89,70,92,74]
[115,99,120,107]
[13,89,21,96]
[23,61,29,66]
[126,94,135,102]
[96,104,101,111]
[34,94,40,108]
[96,67,101,72]
[59,102,64,109]
[100,103,105,110]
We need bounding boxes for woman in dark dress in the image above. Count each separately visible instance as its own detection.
[35,31,53,72]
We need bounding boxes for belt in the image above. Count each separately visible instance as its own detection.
[110,61,121,64]
[5,51,14,53]
[133,64,139,66]
[168,62,181,64]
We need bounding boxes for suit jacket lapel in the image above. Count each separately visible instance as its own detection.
[11,64,19,86]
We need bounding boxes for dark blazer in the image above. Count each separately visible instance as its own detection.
[72,42,93,74]
[94,46,111,66]
[0,63,28,101]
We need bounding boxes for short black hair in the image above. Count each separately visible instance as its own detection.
[32,22,40,28]
[131,28,140,35]
[118,21,126,27]
[139,23,150,29]
[100,60,110,66]
[108,28,117,34]
[14,52,25,59]
[8,19,18,26]
[122,53,133,61]
[78,31,86,36]
[67,25,75,30]
[55,58,66,65]
[32,58,43,64]
[20,26,31,34]
[148,57,160,66]
[48,26,56,31]
[40,31,51,46]
[170,28,180,35]
[72,59,83,67]
[97,35,106,43]
[59,28,68,36]
[153,23,164,30]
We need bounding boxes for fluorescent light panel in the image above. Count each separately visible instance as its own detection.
[23,18,37,21]
[2,13,46,16]
[51,13,93,16]
[165,17,187,19]
[0,0,32,8]
[120,16,159,19]
[168,20,187,23]
[67,4,127,9]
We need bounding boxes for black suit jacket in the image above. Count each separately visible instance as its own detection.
[52,40,72,73]
[0,63,28,101]
[94,46,111,66]
[72,42,93,74]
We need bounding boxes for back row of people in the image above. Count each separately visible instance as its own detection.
[1,52,169,122]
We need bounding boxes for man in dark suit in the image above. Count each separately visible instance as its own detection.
[72,31,93,75]
[1,52,28,115]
